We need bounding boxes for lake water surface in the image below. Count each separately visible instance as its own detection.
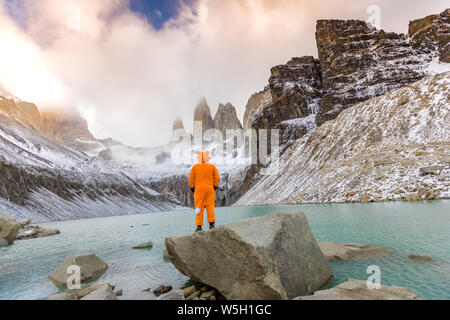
[1,201,449,300]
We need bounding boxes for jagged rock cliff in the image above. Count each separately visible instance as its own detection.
[39,108,103,154]
[316,20,428,125]
[240,9,449,193]
[243,89,272,131]
[409,8,450,63]
[252,56,322,147]
[213,103,242,136]
[235,72,450,206]
[0,93,103,156]
[193,98,214,135]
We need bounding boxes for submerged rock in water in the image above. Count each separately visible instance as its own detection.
[294,279,422,300]
[0,213,21,245]
[319,242,393,261]
[132,241,153,249]
[165,211,332,300]
[408,254,433,262]
[0,238,8,247]
[48,254,108,287]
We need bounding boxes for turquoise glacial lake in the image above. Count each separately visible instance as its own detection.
[0,201,449,300]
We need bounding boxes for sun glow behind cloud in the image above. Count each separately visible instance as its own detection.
[0,0,448,147]
[0,4,66,107]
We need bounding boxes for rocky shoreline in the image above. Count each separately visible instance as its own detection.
[0,213,60,246]
[36,211,428,301]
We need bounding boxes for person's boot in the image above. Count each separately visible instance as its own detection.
[195,226,202,232]
[209,222,215,230]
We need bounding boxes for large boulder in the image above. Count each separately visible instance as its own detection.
[0,213,21,245]
[48,254,108,287]
[165,211,332,300]
[294,279,422,300]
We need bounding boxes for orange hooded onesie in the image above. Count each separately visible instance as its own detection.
[189,151,220,226]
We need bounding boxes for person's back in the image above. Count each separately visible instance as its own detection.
[189,151,220,232]
[190,163,219,187]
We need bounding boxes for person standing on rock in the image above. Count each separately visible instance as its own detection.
[189,151,220,232]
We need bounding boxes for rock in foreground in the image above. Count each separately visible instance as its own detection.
[165,211,332,300]
[294,279,422,300]
[157,289,185,300]
[48,254,108,287]
[319,242,392,261]
[42,283,117,300]
[80,284,117,300]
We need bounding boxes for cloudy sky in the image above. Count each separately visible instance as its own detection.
[0,0,448,147]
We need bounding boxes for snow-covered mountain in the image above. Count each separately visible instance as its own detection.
[240,8,450,194]
[0,96,181,222]
[235,72,450,206]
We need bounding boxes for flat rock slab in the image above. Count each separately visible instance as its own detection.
[41,283,115,300]
[165,211,332,300]
[319,242,393,261]
[16,226,60,240]
[48,254,108,287]
[80,284,117,300]
[294,279,422,300]
[132,241,153,249]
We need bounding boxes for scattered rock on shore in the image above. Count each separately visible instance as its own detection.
[319,242,393,261]
[81,283,117,300]
[16,225,60,240]
[41,283,117,300]
[165,211,332,300]
[154,285,172,296]
[183,285,196,297]
[48,254,108,287]
[157,289,185,300]
[294,279,422,300]
[408,254,433,262]
[0,213,21,245]
[132,241,153,249]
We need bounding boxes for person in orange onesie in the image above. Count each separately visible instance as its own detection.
[189,151,220,232]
